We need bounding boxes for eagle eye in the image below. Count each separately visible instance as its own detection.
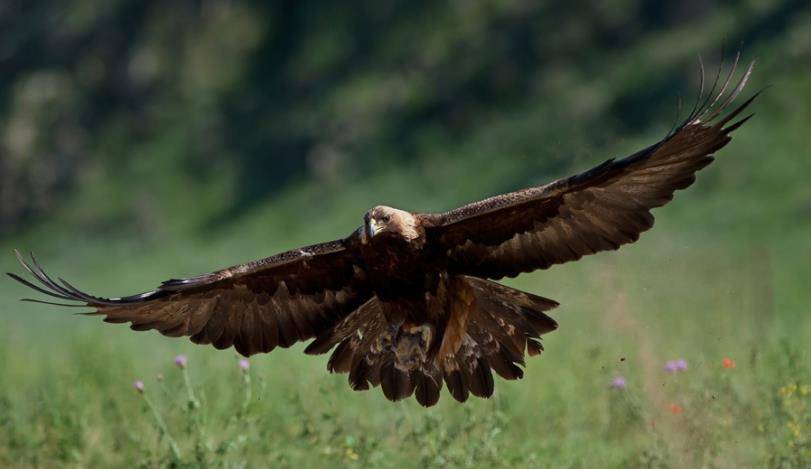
[380,215,391,223]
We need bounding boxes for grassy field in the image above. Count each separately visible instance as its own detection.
[1,241,809,468]
[2,114,810,468]
[2,18,811,469]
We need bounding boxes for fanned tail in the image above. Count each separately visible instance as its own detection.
[305,275,559,407]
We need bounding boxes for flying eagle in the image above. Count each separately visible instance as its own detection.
[8,58,757,406]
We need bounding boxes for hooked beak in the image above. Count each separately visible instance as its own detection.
[365,219,380,239]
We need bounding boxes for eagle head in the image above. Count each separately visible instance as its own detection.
[363,206,423,245]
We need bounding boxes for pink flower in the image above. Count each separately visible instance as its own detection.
[174,354,187,369]
[133,380,145,393]
[239,358,250,372]
[611,376,627,389]
[665,359,688,373]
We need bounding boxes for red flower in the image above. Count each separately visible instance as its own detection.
[669,404,683,415]
[722,357,735,369]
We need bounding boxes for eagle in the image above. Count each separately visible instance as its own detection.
[8,58,756,407]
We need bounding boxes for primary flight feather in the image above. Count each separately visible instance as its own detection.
[8,58,757,407]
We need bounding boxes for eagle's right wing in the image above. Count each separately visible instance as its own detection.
[421,57,757,279]
[8,232,371,356]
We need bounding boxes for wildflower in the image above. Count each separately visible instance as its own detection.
[133,380,145,393]
[611,376,627,389]
[669,404,683,415]
[239,358,250,372]
[665,358,688,373]
[156,373,164,382]
[722,357,735,369]
[174,354,188,369]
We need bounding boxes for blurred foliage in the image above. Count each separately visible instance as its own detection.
[2,0,809,236]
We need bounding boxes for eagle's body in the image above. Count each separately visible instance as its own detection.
[8,58,757,406]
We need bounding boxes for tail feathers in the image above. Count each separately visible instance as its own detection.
[348,353,376,390]
[414,369,442,406]
[488,347,525,380]
[468,358,495,398]
[306,276,558,406]
[437,276,558,403]
[306,297,420,402]
[380,362,415,401]
[443,362,470,403]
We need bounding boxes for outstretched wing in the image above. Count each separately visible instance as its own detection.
[7,233,370,356]
[421,57,757,279]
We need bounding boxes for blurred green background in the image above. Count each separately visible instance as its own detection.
[1,0,809,467]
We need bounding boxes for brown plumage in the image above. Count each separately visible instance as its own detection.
[8,57,757,406]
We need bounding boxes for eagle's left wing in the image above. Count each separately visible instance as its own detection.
[7,233,371,356]
[421,59,757,280]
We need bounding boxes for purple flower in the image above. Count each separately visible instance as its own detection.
[611,376,627,389]
[133,380,145,393]
[239,358,250,372]
[666,359,688,373]
[174,354,188,369]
